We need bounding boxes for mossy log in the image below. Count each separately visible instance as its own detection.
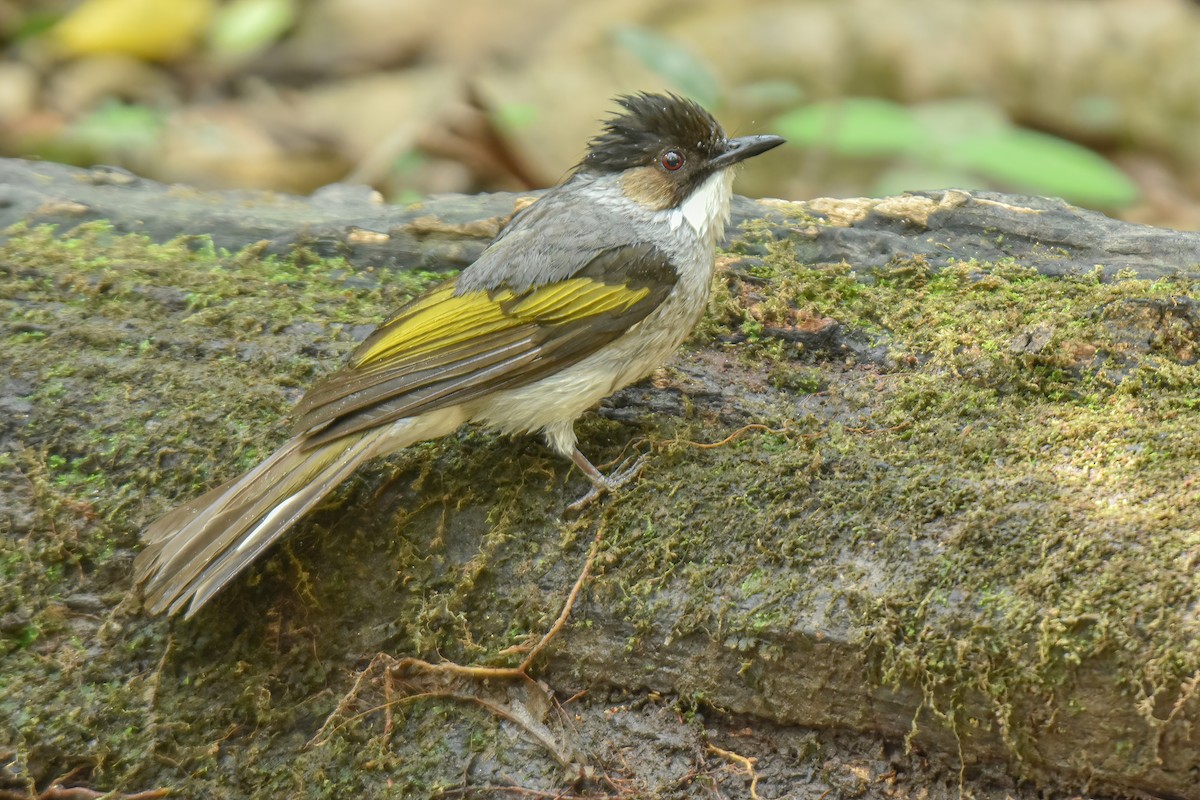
[1,157,1198,799]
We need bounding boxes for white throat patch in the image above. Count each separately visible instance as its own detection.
[671,168,735,242]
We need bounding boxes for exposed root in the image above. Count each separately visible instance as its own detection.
[310,518,607,767]
[705,743,761,800]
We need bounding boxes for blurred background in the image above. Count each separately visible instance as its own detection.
[2,0,1200,227]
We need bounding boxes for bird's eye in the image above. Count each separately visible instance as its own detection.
[661,150,685,171]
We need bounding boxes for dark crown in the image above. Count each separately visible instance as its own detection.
[581,92,726,174]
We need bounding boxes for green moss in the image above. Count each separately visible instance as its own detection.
[3,218,1199,795]
[0,224,462,796]
[626,221,1200,769]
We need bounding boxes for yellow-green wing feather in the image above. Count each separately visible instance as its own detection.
[292,245,674,445]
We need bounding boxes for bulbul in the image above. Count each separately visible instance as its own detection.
[135,92,785,618]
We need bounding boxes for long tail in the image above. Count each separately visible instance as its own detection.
[135,430,386,618]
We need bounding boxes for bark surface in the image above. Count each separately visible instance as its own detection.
[2,157,1198,799]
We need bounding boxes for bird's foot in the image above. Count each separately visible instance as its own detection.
[565,451,647,516]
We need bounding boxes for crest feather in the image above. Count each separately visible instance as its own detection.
[581,92,725,173]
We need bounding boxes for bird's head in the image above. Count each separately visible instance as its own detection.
[579,92,785,212]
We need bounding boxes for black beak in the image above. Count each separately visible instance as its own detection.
[710,134,786,170]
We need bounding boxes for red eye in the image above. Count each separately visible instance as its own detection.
[661,150,684,171]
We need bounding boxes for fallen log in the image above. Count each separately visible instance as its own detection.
[1,157,1197,799]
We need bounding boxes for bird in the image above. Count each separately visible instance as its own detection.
[134,91,785,618]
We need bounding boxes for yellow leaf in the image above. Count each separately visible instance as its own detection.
[53,0,215,60]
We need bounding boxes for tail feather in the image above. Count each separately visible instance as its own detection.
[136,431,380,618]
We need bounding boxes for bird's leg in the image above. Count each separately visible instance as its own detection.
[565,446,647,516]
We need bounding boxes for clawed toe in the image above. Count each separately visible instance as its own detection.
[565,449,648,516]
[604,453,647,490]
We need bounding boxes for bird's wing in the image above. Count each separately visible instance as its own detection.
[454,183,649,294]
[292,243,677,445]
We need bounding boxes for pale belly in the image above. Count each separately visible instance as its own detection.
[467,281,709,452]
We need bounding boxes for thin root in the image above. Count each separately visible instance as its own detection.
[706,743,761,800]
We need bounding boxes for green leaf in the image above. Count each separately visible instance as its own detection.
[13,10,63,42]
[492,102,539,133]
[209,0,295,58]
[909,98,1008,145]
[736,79,806,109]
[950,129,1138,208]
[872,165,985,198]
[613,26,721,109]
[68,101,164,153]
[773,98,925,157]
